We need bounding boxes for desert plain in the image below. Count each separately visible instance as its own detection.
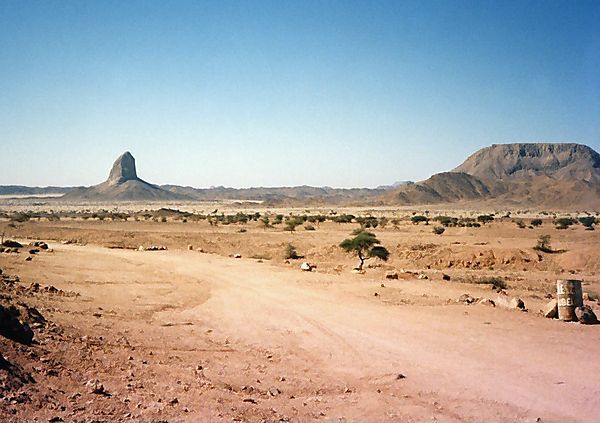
[1,202,599,422]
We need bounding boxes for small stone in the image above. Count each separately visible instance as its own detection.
[85,379,105,395]
[417,274,428,280]
[543,299,558,319]
[396,373,406,380]
[385,271,399,280]
[442,274,451,281]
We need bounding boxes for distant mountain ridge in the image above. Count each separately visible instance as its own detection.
[1,143,599,208]
[388,143,600,208]
[454,143,600,183]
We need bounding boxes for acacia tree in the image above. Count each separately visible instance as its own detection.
[339,229,389,270]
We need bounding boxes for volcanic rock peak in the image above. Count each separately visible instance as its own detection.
[107,152,138,185]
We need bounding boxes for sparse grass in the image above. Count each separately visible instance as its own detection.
[250,253,272,260]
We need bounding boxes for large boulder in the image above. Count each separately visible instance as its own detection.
[575,306,598,324]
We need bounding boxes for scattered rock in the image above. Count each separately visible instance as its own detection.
[458,294,476,304]
[233,254,242,259]
[396,373,406,380]
[510,297,526,310]
[543,300,558,319]
[28,249,40,255]
[138,246,145,251]
[417,274,428,280]
[25,256,32,261]
[146,245,167,251]
[268,387,281,397]
[442,274,451,281]
[0,304,34,344]
[300,262,313,272]
[385,271,399,280]
[494,296,526,311]
[187,245,193,251]
[575,306,598,324]
[351,269,365,274]
[477,298,495,307]
[85,379,106,395]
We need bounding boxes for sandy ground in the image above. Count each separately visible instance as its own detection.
[1,226,600,422]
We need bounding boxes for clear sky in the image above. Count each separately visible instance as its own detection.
[1,0,599,188]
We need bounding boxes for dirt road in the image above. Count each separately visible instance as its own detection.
[3,243,600,421]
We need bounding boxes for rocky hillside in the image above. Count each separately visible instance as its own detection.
[454,143,600,183]
[389,143,600,208]
[61,152,189,202]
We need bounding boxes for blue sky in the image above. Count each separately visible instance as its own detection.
[1,0,599,188]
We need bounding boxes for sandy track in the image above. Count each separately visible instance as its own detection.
[6,243,600,421]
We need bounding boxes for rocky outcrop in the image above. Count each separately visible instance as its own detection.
[107,151,138,185]
[61,152,190,202]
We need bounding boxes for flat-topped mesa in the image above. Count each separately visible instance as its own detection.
[107,152,138,185]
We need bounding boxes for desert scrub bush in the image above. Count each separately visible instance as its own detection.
[272,214,284,225]
[514,219,526,229]
[579,216,596,230]
[432,226,445,235]
[477,214,494,224]
[554,217,576,229]
[531,218,543,227]
[10,212,30,223]
[284,217,302,233]
[356,216,379,228]
[259,216,271,229]
[432,215,457,227]
[339,229,389,270]
[284,243,302,260]
[533,234,554,253]
[410,215,428,225]
[473,276,507,290]
[331,214,354,224]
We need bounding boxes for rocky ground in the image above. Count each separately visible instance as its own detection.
[1,217,600,422]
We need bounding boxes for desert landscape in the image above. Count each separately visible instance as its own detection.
[2,2,599,422]
[1,144,600,422]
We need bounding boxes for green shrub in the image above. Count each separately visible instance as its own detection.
[411,215,428,225]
